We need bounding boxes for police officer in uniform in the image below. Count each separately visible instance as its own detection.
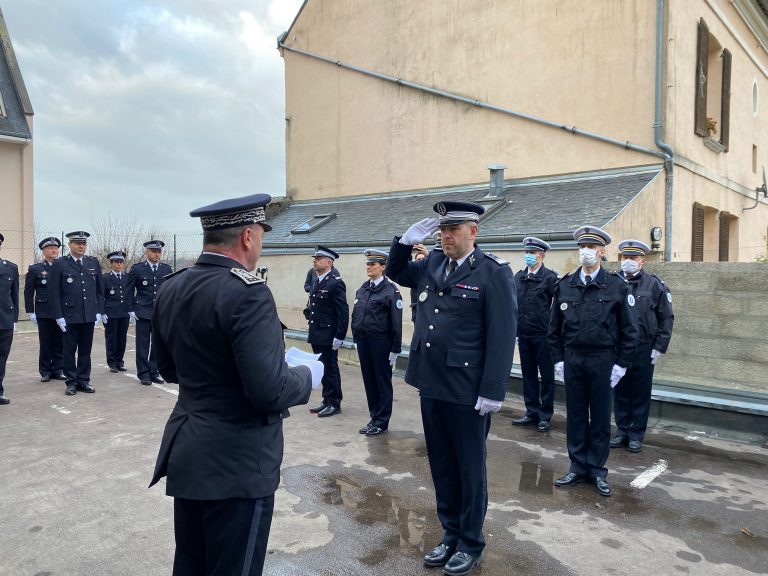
[129,240,173,385]
[351,248,403,436]
[386,202,517,575]
[611,239,674,453]
[306,245,349,417]
[548,226,638,497]
[512,237,559,432]
[102,251,132,373]
[149,194,318,576]
[49,231,103,396]
[24,236,66,382]
[0,232,19,405]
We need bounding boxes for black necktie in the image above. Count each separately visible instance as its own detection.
[76,259,83,270]
[447,260,457,277]
[152,265,157,274]
[585,274,592,285]
[369,281,375,290]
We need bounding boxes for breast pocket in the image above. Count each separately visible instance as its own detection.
[450,288,480,317]
[596,297,619,342]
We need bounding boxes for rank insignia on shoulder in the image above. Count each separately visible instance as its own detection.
[231,268,265,285]
[484,252,508,266]
[164,267,189,280]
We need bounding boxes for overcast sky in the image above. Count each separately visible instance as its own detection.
[3,0,303,233]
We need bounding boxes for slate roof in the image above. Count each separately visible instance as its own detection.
[263,165,662,249]
[0,7,32,139]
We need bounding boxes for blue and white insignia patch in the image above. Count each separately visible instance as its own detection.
[666,292,672,303]
[628,294,635,307]
[396,299,403,309]
[230,268,264,285]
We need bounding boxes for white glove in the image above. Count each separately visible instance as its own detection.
[388,352,398,366]
[95,313,102,326]
[307,360,324,390]
[28,313,37,324]
[129,311,137,325]
[101,314,108,325]
[400,217,440,245]
[554,361,564,382]
[610,364,627,388]
[650,349,663,365]
[13,323,17,332]
[474,396,503,416]
[332,338,343,351]
[56,318,67,333]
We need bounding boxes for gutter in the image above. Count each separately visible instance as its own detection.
[0,133,31,145]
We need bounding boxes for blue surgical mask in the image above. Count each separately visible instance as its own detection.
[523,254,538,267]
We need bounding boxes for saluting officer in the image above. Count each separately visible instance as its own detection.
[49,231,103,396]
[0,232,19,405]
[351,249,403,436]
[149,194,317,576]
[102,251,133,373]
[611,240,674,453]
[386,202,517,575]
[548,226,638,497]
[512,237,559,432]
[306,245,349,417]
[129,240,173,386]
[24,236,66,382]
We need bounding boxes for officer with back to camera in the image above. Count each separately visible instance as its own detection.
[102,251,133,373]
[0,232,19,405]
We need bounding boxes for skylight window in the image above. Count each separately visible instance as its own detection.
[291,213,336,234]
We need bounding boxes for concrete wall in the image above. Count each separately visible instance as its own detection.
[0,134,34,268]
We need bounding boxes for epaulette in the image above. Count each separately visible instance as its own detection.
[555,271,573,284]
[231,268,265,285]
[651,273,668,288]
[484,252,508,266]
[163,267,189,280]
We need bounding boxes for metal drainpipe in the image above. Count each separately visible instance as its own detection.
[655,0,675,262]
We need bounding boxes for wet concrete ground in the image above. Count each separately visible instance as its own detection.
[1,328,766,575]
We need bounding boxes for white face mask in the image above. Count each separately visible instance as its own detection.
[621,259,640,275]
[578,247,598,266]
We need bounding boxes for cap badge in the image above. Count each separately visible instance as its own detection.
[436,202,447,216]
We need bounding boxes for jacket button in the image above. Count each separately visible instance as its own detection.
[426,342,431,348]
[429,325,434,330]
[464,362,469,366]
[434,309,439,314]
[438,292,443,296]
[462,294,467,299]
[310,320,314,324]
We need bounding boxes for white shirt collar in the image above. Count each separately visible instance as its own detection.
[579,266,600,284]
[370,276,384,286]
[316,269,332,283]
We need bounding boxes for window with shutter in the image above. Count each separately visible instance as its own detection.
[720,49,731,151]
[695,19,709,137]
[692,203,705,261]
[718,212,730,262]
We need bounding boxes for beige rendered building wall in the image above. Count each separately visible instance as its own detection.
[0,132,34,268]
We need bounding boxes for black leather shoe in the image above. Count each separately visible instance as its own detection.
[78,384,95,393]
[537,420,551,432]
[0,396,9,405]
[423,543,454,567]
[443,551,480,575]
[511,415,537,426]
[318,405,341,418]
[594,477,611,497]
[54,373,68,381]
[118,366,127,372]
[366,426,386,436]
[151,376,164,384]
[65,386,77,396]
[309,403,327,414]
[554,472,587,487]
[628,440,643,453]
[609,434,628,448]
[109,367,119,373]
[140,380,152,386]
[359,422,373,434]
[41,375,51,382]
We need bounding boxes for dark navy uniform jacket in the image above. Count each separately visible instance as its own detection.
[307,268,349,346]
[548,266,639,368]
[621,271,674,353]
[351,277,403,353]
[149,253,312,500]
[129,261,173,320]
[514,265,558,337]
[49,255,103,324]
[24,261,55,318]
[102,272,133,319]
[386,239,517,405]
[0,258,19,330]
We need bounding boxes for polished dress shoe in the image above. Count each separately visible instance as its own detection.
[65,386,77,396]
[423,543,454,567]
[140,380,152,386]
[594,477,611,497]
[554,472,587,487]
[40,375,51,382]
[78,384,95,393]
[609,434,628,448]
[366,426,386,436]
[537,420,551,432]
[309,403,327,414]
[0,396,9,405]
[359,422,373,434]
[54,373,68,381]
[443,551,480,575]
[318,405,341,418]
[118,366,128,372]
[628,440,643,453]
[109,367,119,373]
[151,376,164,384]
[511,415,537,426]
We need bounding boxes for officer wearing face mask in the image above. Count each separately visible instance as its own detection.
[548,226,638,497]
[512,237,558,432]
[610,240,674,453]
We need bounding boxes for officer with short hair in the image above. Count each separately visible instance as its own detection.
[548,226,638,497]
[25,236,66,382]
[386,201,517,575]
[611,239,674,453]
[102,251,132,373]
[129,240,173,385]
[512,236,559,432]
[351,248,403,436]
[49,231,103,396]
[0,232,19,405]
[306,245,349,417]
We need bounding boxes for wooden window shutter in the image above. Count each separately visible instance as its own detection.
[695,19,709,137]
[720,48,732,151]
[692,203,705,261]
[718,212,730,261]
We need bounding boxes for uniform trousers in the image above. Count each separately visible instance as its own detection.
[311,344,342,408]
[37,318,64,377]
[0,329,13,396]
[563,348,615,479]
[356,334,393,428]
[613,342,655,442]
[63,322,95,386]
[173,495,274,576]
[421,396,491,557]
[104,317,129,369]
[135,318,159,381]
[518,336,555,422]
